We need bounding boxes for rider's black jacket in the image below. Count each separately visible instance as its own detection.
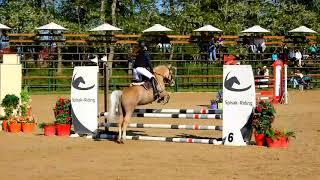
[133,48,152,72]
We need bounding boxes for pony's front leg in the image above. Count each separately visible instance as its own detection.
[163,94,170,105]
[159,91,170,105]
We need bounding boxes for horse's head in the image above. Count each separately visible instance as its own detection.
[153,64,175,86]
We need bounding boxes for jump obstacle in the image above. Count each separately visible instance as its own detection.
[71,65,258,146]
[255,61,288,104]
[97,108,224,144]
[99,122,223,131]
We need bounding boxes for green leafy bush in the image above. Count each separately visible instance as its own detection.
[1,94,19,119]
[252,101,276,134]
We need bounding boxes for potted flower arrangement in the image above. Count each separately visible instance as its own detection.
[210,91,223,109]
[252,100,275,146]
[53,98,72,136]
[1,94,20,132]
[21,115,36,133]
[265,129,296,148]
[19,87,36,133]
[7,116,22,133]
[38,122,56,136]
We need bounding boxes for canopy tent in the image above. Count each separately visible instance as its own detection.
[194,25,222,32]
[289,26,317,33]
[241,25,270,33]
[142,24,172,33]
[0,23,11,30]
[36,22,68,31]
[90,23,122,31]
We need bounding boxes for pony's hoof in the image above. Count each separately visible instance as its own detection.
[161,100,169,105]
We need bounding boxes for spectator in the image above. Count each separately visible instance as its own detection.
[309,44,317,60]
[248,35,257,53]
[254,35,266,53]
[256,66,266,85]
[282,44,289,63]
[0,30,9,52]
[208,37,216,62]
[289,49,295,61]
[158,34,171,53]
[257,67,262,76]
[262,66,269,77]
[295,49,302,67]
[271,50,278,61]
[302,47,309,62]
[217,34,224,52]
[290,70,307,89]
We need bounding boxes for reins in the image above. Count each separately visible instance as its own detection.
[153,68,174,86]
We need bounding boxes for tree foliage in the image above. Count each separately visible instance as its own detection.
[0,0,319,34]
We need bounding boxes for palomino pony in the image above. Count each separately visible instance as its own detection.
[108,65,175,143]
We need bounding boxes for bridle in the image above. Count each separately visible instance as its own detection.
[154,66,175,86]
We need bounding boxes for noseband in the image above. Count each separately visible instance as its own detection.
[154,67,174,85]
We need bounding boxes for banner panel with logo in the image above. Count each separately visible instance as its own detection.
[223,65,255,146]
[71,66,98,134]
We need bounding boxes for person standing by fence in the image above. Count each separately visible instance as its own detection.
[309,44,317,61]
[0,30,10,53]
[208,37,216,62]
[271,50,279,61]
[295,49,302,67]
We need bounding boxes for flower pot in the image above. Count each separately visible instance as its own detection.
[210,104,218,109]
[56,124,71,136]
[21,123,36,133]
[9,122,21,133]
[2,120,8,131]
[279,137,289,148]
[43,125,56,136]
[254,133,266,146]
[266,137,286,148]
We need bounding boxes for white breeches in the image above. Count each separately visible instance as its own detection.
[133,67,154,81]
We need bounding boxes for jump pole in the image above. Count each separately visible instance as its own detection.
[284,64,288,104]
[133,108,222,114]
[100,122,223,131]
[100,112,222,119]
[96,134,223,145]
[99,109,222,116]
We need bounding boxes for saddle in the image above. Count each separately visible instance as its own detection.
[130,79,163,102]
[130,80,152,91]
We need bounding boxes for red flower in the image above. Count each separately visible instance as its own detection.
[59,110,64,114]
[59,98,64,104]
[256,107,262,113]
[66,116,72,121]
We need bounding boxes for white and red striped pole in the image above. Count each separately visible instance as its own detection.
[284,64,288,104]
[272,60,284,104]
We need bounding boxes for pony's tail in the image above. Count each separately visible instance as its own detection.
[108,90,123,122]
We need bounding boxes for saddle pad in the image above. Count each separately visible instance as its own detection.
[131,82,145,86]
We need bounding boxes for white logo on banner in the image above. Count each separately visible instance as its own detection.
[71,66,98,134]
[223,65,256,146]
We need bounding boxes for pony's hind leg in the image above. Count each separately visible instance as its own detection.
[121,111,132,143]
[117,115,124,143]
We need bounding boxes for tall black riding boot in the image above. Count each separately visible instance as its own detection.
[150,77,160,99]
